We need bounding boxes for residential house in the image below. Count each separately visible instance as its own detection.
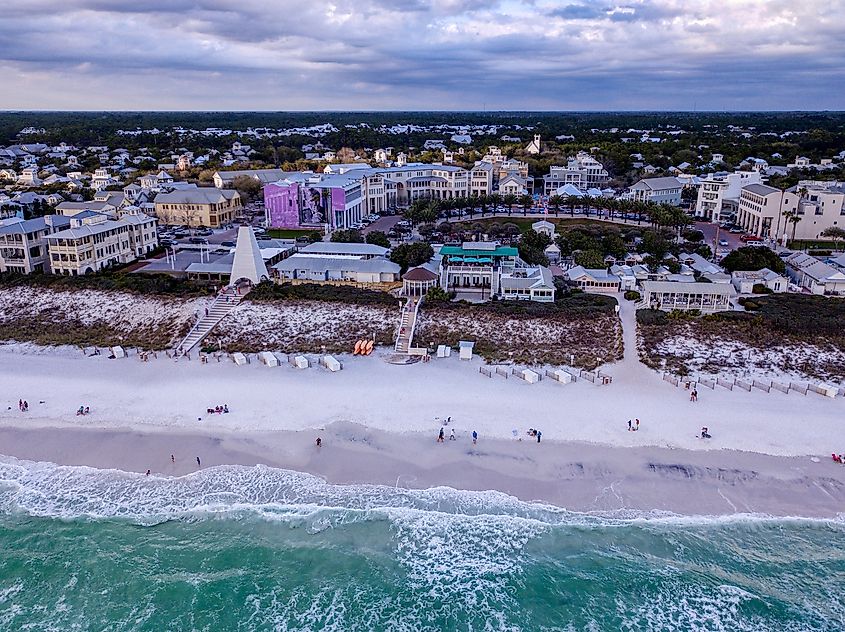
[731,269,788,294]
[566,266,621,293]
[783,252,845,295]
[628,177,683,205]
[273,255,401,284]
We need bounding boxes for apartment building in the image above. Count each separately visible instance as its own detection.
[470,162,495,196]
[693,170,763,222]
[153,188,242,228]
[542,152,610,195]
[46,211,158,275]
[778,182,845,242]
[736,183,783,238]
[0,215,71,273]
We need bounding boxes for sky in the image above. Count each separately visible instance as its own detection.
[0,0,843,111]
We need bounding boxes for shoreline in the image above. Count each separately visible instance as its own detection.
[2,422,845,518]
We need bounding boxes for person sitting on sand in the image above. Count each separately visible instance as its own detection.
[84,406,89,415]
[833,454,843,464]
[223,404,229,414]
[316,437,322,447]
[77,406,84,416]
[701,427,711,439]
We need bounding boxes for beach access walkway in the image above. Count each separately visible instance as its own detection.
[394,298,421,354]
[176,287,245,356]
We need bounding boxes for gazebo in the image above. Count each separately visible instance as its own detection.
[402,266,439,296]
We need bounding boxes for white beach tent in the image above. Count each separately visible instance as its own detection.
[458,341,474,361]
[232,352,248,365]
[293,355,310,369]
[521,368,540,384]
[258,351,279,367]
[323,355,342,372]
[110,346,125,359]
[553,369,572,384]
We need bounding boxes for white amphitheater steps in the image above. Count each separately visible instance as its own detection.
[176,288,245,355]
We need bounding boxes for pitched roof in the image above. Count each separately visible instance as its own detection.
[403,266,439,281]
[154,188,239,205]
[299,242,388,257]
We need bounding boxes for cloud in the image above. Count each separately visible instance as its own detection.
[0,0,843,110]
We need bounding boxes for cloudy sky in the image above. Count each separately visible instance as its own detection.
[1,0,842,110]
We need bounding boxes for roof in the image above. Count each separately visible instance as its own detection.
[743,183,780,196]
[299,242,388,257]
[214,169,288,184]
[441,245,519,258]
[154,188,239,205]
[632,176,682,191]
[732,268,783,281]
[47,214,155,240]
[567,266,619,283]
[403,266,439,281]
[0,215,70,235]
[500,266,555,290]
[641,281,734,294]
[274,255,400,274]
[784,252,845,282]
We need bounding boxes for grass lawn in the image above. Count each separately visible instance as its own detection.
[787,239,844,251]
[452,217,640,234]
[267,228,319,239]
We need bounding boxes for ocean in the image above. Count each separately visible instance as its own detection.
[0,457,843,631]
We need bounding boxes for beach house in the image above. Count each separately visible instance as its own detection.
[0,215,71,273]
[782,252,845,295]
[566,266,622,293]
[639,281,734,313]
[628,177,683,205]
[731,269,788,294]
[438,241,555,302]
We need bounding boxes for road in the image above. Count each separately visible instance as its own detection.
[362,215,402,235]
[695,221,743,258]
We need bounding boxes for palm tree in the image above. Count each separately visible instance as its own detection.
[782,209,802,246]
[503,194,518,216]
[548,194,563,216]
[519,194,533,216]
[489,193,502,214]
[565,194,580,217]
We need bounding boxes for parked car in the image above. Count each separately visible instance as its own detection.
[220,241,236,248]
[729,226,744,233]
[718,239,729,247]
[256,234,272,241]
[188,237,208,245]
[740,234,763,243]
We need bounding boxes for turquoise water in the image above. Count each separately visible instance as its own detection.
[0,458,843,631]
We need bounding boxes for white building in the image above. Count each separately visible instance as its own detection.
[566,266,621,293]
[46,211,158,275]
[694,171,763,222]
[731,269,788,294]
[542,152,610,195]
[782,252,845,295]
[640,281,734,313]
[628,177,683,205]
[736,183,784,238]
[0,215,72,273]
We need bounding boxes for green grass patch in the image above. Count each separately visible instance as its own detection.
[247,281,398,306]
[267,228,320,239]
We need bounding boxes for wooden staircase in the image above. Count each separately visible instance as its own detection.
[176,287,245,356]
[394,297,421,354]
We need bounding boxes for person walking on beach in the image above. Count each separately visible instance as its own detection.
[171,454,175,464]
[196,456,201,467]
[437,427,445,443]
[627,419,632,432]
[634,419,640,431]
[146,469,151,476]
[449,428,456,441]
[472,431,478,445]
[537,430,542,443]
[18,399,22,412]
[316,437,322,447]
[23,401,28,411]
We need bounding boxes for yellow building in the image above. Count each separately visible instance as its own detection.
[153,188,242,228]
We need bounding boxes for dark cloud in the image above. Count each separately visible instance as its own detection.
[0,0,843,110]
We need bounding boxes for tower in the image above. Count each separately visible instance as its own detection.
[230,226,269,285]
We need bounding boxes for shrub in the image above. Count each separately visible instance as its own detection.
[0,271,213,297]
[752,283,774,294]
[624,290,641,301]
[636,309,668,326]
[808,250,832,257]
[247,282,396,306]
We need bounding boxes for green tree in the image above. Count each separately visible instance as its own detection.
[721,246,786,274]
[230,175,262,203]
[548,194,563,216]
[518,229,552,265]
[639,229,671,261]
[305,230,323,243]
[330,229,364,243]
[519,194,533,215]
[365,230,390,248]
[390,242,434,273]
[575,249,606,269]
[602,234,627,260]
[821,226,845,250]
